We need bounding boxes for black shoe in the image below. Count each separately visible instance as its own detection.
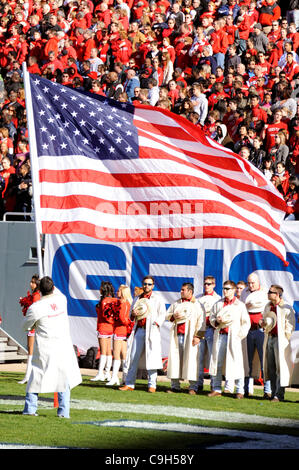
[166,388,180,393]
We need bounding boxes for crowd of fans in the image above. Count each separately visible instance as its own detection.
[0,0,298,220]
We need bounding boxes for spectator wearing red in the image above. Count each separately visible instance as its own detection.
[57,10,70,33]
[223,71,235,95]
[188,26,209,64]
[132,0,149,21]
[11,11,30,34]
[96,2,112,28]
[70,12,88,32]
[114,31,133,65]
[284,177,299,220]
[16,34,29,65]
[175,36,193,70]
[282,51,299,82]
[267,19,281,43]
[250,94,268,124]
[161,36,175,63]
[81,29,97,62]
[215,65,225,83]
[258,0,281,31]
[44,29,60,59]
[256,51,271,76]
[271,161,290,196]
[210,18,228,70]
[0,127,14,156]
[167,79,179,108]
[199,2,217,23]
[28,30,45,63]
[162,17,176,41]
[27,55,41,74]
[288,22,299,52]
[263,110,289,152]
[266,41,280,69]
[202,109,220,137]
[236,4,251,53]
[223,14,237,46]
[90,79,106,96]
[41,50,64,74]
[247,0,259,30]
[60,70,73,87]
[59,37,77,68]
[208,82,230,109]
[0,156,16,214]
[79,1,93,29]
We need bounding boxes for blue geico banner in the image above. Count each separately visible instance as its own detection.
[44,222,299,353]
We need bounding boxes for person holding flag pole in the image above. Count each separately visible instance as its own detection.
[22,63,81,415]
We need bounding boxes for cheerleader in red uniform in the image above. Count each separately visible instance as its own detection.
[90,281,117,382]
[18,274,40,384]
[106,285,133,386]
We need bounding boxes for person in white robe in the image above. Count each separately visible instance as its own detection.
[197,276,221,392]
[166,282,205,394]
[119,276,165,392]
[22,276,81,418]
[208,280,251,398]
[260,284,295,402]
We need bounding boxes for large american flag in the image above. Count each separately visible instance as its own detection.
[25,73,288,264]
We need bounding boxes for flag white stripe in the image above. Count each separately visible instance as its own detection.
[134,107,183,127]
[38,153,280,202]
[39,180,282,230]
[39,207,284,252]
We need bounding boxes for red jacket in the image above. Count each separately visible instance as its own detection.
[113,300,132,337]
[259,1,281,26]
[96,297,118,335]
[210,28,229,54]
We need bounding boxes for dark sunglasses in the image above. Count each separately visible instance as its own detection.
[143,282,153,286]
[268,290,277,294]
[223,287,232,291]
[204,282,213,286]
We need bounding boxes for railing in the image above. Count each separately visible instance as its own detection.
[2,212,34,221]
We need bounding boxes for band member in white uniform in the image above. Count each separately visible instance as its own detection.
[119,275,166,393]
[166,282,205,394]
[260,285,295,402]
[197,276,221,392]
[208,280,251,398]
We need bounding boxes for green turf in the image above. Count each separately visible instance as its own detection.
[0,371,298,450]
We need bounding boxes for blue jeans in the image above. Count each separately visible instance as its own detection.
[23,387,71,418]
[266,336,285,400]
[245,328,271,394]
[213,52,225,69]
[125,328,157,389]
[198,327,214,388]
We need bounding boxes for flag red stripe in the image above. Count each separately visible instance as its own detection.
[138,143,286,212]
[135,120,199,142]
[40,194,283,243]
[137,128,283,206]
[39,169,282,231]
[41,220,286,263]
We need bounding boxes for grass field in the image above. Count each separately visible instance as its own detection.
[0,370,299,454]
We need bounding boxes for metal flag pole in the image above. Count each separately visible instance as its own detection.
[22,62,44,278]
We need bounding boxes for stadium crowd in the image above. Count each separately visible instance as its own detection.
[0,0,298,219]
